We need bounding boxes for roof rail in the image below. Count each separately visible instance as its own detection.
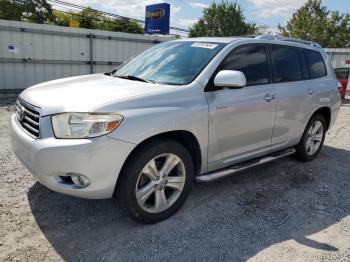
[255,35,322,48]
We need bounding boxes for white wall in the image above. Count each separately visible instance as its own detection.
[325,48,350,69]
[0,19,174,91]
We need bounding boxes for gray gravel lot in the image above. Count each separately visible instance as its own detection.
[0,99,350,262]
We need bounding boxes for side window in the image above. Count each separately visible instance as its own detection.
[219,45,269,86]
[304,49,327,79]
[271,45,303,83]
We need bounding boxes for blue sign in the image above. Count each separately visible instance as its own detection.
[145,3,170,35]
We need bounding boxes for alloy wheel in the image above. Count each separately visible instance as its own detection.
[135,153,186,213]
[305,120,324,156]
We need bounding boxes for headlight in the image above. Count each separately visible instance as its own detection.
[52,113,123,139]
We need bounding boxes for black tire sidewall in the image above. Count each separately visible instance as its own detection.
[296,114,327,162]
[118,140,194,223]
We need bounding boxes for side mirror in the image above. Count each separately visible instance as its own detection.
[214,70,246,88]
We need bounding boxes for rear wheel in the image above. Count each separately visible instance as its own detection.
[295,114,326,162]
[117,140,194,223]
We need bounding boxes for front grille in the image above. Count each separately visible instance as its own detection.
[15,99,41,138]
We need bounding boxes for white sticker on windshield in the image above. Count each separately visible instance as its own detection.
[191,42,218,49]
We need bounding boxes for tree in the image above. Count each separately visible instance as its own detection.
[326,11,350,48]
[52,8,143,34]
[189,1,256,37]
[278,0,350,48]
[104,17,143,34]
[0,1,143,34]
[52,10,73,27]
[77,7,102,30]
[0,0,23,21]
[0,0,54,23]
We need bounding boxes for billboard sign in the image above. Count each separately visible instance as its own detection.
[145,3,170,35]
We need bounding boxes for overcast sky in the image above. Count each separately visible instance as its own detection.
[55,0,350,31]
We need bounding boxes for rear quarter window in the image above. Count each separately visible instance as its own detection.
[304,49,327,79]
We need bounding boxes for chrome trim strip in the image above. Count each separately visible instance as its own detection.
[18,98,41,114]
[22,122,40,134]
[24,116,39,126]
[23,108,39,118]
[196,148,296,183]
[15,98,41,139]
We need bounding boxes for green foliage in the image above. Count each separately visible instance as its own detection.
[189,1,257,37]
[0,1,143,34]
[77,7,100,29]
[0,0,22,21]
[278,0,350,48]
[104,17,144,34]
[52,8,143,34]
[0,0,54,23]
[52,10,72,27]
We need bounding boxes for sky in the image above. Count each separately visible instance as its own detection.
[54,0,350,33]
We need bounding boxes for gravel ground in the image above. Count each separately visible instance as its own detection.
[0,99,350,262]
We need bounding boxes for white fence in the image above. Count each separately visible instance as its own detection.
[325,48,350,69]
[0,19,174,92]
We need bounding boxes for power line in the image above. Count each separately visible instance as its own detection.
[48,0,189,33]
[50,0,141,21]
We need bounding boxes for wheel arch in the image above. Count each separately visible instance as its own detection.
[116,130,203,190]
[310,107,331,130]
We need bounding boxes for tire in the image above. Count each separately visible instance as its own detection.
[294,114,327,162]
[117,139,194,223]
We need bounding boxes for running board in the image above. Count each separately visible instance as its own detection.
[196,148,296,183]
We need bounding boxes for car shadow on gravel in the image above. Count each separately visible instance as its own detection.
[27,145,350,261]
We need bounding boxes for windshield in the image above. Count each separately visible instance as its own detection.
[335,68,350,80]
[113,41,226,85]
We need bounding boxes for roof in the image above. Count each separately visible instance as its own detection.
[177,35,322,49]
[177,37,247,44]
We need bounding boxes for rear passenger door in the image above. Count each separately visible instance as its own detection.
[270,45,327,146]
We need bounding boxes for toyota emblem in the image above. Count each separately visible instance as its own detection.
[18,106,25,121]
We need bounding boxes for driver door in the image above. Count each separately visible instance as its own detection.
[206,44,277,169]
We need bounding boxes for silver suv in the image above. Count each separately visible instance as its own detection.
[10,36,341,223]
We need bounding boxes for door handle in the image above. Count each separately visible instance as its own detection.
[264,93,275,102]
[307,88,316,95]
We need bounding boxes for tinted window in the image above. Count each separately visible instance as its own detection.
[271,45,302,83]
[220,45,269,86]
[304,50,327,79]
[334,68,349,80]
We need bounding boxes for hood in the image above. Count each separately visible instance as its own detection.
[20,74,172,116]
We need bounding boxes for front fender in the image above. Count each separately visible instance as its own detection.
[98,84,209,173]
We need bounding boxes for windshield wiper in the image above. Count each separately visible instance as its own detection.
[116,75,154,83]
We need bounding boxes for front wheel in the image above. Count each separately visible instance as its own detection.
[117,140,194,223]
[295,114,327,162]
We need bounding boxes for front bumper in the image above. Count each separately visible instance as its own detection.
[10,114,135,199]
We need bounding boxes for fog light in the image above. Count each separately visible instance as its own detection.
[70,173,90,188]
